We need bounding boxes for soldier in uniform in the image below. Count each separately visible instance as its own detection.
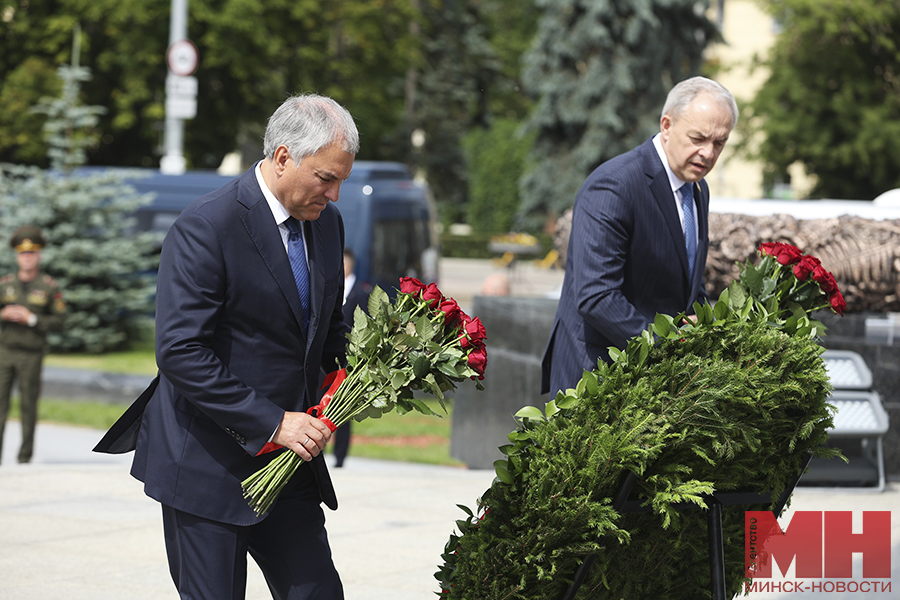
[0,226,66,464]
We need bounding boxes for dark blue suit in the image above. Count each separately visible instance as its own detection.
[130,167,350,598]
[541,138,709,396]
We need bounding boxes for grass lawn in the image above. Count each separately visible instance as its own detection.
[9,395,464,467]
[45,346,158,376]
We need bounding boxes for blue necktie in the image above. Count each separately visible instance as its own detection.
[680,183,696,281]
[285,217,311,328]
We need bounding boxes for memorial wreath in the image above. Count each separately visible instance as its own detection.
[435,242,845,599]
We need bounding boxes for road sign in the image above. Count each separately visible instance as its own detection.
[166,96,197,120]
[167,39,198,76]
[166,74,198,96]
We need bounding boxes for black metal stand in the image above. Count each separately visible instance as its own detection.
[561,455,811,600]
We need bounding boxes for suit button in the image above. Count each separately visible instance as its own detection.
[225,427,246,444]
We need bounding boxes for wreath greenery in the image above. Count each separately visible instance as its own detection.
[435,243,845,599]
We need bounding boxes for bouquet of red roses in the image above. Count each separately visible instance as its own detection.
[242,277,487,515]
[726,241,846,337]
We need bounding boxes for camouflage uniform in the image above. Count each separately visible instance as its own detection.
[0,227,65,464]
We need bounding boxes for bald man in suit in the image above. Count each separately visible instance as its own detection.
[542,77,738,396]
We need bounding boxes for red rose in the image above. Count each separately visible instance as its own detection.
[421,282,443,307]
[458,329,472,349]
[792,255,821,280]
[439,298,463,325]
[399,276,426,296]
[467,345,487,377]
[830,291,846,315]
[759,242,803,265]
[463,316,487,343]
[759,242,780,257]
[774,243,803,265]
[812,266,838,294]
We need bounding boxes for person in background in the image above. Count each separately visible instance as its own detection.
[480,273,511,297]
[333,248,372,467]
[0,226,66,464]
[542,77,738,397]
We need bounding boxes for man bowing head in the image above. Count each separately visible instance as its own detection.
[130,94,357,600]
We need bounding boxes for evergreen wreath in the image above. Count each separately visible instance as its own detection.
[435,243,845,599]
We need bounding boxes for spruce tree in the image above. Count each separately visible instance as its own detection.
[519,0,718,227]
[412,0,501,226]
[0,58,159,353]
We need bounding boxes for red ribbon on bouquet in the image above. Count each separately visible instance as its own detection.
[254,368,347,456]
[306,367,347,432]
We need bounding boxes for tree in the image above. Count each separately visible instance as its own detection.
[463,119,536,233]
[518,0,718,227]
[0,0,421,169]
[747,0,900,200]
[410,0,502,226]
[0,61,159,353]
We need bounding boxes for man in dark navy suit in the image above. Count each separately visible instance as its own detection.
[542,77,738,397]
[130,94,358,599]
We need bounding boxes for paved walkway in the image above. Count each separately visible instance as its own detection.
[0,422,495,600]
[2,423,898,599]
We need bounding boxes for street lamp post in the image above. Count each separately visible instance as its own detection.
[160,0,197,175]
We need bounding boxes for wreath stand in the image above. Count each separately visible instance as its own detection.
[561,454,812,600]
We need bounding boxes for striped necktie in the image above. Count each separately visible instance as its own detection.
[680,183,696,281]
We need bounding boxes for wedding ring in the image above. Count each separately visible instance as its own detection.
[304,436,310,445]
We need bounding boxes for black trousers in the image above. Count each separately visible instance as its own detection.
[162,496,343,600]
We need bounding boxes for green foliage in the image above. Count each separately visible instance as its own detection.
[518,0,719,226]
[462,119,535,233]
[0,60,160,353]
[435,250,843,599]
[411,0,501,226]
[747,0,900,199]
[0,57,62,166]
[0,164,160,352]
[0,0,421,168]
[32,63,106,172]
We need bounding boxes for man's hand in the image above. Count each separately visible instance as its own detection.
[0,304,32,323]
[272,411,333,461]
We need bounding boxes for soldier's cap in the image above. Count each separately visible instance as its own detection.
[10,226,45,253]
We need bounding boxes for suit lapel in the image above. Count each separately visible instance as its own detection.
[642,142,691,278]
[303,218,325,349]
[237,174,308,339]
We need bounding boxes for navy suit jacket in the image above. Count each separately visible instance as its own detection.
[130,167,350,525]
[541,137,710,396]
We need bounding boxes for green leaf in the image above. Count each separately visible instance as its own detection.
[410,352,430,379]
[515,406,545,421]
[390,369,408,389]
[653,313,671,337]
[742,263,764,295]
[415,314,436,340]
[436,361,460,379]
[493,460,515,484]
[583,371,599,396]
[713,298,729,321]
[544,399,558,419]
[367,285,389,316]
